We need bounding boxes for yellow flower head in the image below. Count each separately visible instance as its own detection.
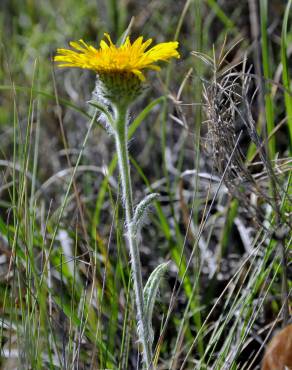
[54,33,180,81]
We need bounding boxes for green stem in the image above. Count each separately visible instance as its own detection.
[260,0,275,159]
[114,103,152,369]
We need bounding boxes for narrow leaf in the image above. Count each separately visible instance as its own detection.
[143,262,170,345]
[88,100,115,127]
[132,193,160,234]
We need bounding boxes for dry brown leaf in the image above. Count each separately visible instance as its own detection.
[261,324,292,370]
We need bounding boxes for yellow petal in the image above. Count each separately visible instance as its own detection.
[104,33,114,45]
[54,34,180,81]
[132,69,145,81]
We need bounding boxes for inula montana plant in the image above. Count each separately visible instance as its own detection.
[55,33,179,369]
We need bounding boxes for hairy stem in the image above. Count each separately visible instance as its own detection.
[114,103,153,369]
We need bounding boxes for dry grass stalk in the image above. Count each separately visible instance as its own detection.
[197,41,291,325]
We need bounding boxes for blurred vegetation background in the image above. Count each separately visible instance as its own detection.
[0,0,291,369]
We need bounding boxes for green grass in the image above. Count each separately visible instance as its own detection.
[260,0,276,159]
[0,1,291,369]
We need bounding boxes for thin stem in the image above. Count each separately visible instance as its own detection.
[114,104,153,369]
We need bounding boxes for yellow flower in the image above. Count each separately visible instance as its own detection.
[54,33,180,81]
